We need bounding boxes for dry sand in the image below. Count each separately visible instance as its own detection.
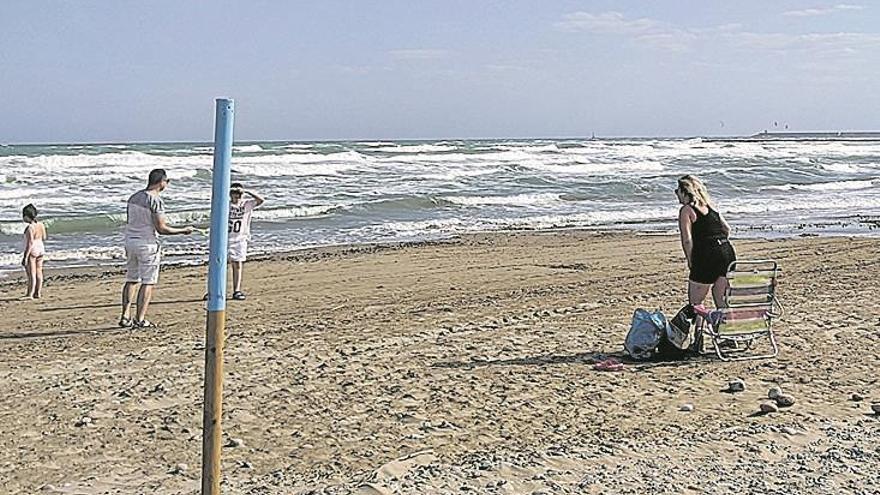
[1,231,879,494]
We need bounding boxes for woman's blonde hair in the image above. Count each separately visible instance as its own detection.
[677,175,712,208]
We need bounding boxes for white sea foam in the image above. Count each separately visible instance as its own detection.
[518,160,665,175]
[443,192,565,207]
[763,179,877,192]
[372,144,458,153]
[233,144,265,152]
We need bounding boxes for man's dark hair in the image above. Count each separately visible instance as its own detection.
[148,169,168,187]
[22,203,38,220]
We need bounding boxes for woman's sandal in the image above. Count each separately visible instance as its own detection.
[593,358,625,372]
[232,291,246,301]
[132,319,158,329]
[118,316,132,328]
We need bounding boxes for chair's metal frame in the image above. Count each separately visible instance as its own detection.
[699,259,784,362]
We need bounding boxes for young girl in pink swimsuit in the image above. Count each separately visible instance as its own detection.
[21,204,47,299]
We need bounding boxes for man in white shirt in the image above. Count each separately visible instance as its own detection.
[227,182,265,300]
[120,169,194,328]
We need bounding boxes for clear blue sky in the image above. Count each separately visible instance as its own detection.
[1,1,878,142]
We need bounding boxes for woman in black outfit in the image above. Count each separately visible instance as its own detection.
[675,175,736,308]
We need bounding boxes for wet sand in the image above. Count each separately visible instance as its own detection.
[1,231,879,494]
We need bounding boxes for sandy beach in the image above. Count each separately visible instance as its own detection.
[1,230,879,494]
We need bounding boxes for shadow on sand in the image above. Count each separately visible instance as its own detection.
[41,298,204,312]
[0,325,128,341]
[432,350,715,370]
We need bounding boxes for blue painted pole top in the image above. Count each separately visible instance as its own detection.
[207,98,234,312]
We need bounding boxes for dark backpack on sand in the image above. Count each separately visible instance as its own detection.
[656,304,698,360]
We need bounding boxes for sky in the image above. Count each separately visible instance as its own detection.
[1,1,879,143]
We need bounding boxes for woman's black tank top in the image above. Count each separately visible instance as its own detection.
[692,206,727,243]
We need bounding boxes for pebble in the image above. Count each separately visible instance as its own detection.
[75,416,92,427]
[781,426,799,435]
[768,387,783,400]
[775,394,796,408]
[680,404,694,412]
[760,402,779,413]
[871,404,880,415]
[226,437,245,448]
[728,379,746,392]
[851,393,864,402]
[168,463,188,475]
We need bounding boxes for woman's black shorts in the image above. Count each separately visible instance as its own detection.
[689,238,736,284]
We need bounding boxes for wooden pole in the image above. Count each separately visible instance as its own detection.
[202,98,234,495]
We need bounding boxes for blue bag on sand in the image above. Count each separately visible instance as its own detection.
[624,308,668,361]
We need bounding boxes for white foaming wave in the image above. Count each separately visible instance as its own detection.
[230,162,359,177]
[0,186,61,201]
[819,162,879,174]
[279,143,317,150]
[233,144,264,152]
[497,144,561,153]
[762,178,877,192]
[520,160,665,175]
[443,192,565,208]
[723,191,880,215]
[491,207,674,229]
[421,167,502,180]
[235,150,368,165]
[372,144,458,153]
[0,150,370,172]
[0,151,212,171]
[253,204,343,220]
[0,246,124,268]
[355,141,397,147]
[360,206,676,239]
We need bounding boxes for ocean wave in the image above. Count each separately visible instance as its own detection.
[357,206,676,239]
[0,150,370,172]
[233,144,264,152]
[762,179,877,192]
[443,192,566,208]
[349,196,453,213]
[371,144,458,153]
[0,246,125,268]
[517,160,665,175]
[0,204,343,237]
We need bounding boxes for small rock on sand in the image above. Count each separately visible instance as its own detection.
[775,394,796,408]
[680,404,694,412]
[850,393,864,402]
[359,483,393,495]
[768,387,782,400]
[728,379,745,392]
[225,437,245,448]
[760,402,779,413]
[74,417,92,427]
[168,463,188,475]
[871,403,880,415]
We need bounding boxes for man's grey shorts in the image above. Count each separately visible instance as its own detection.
[125,242,161,284]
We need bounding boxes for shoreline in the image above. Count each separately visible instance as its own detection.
[3,225,878,287]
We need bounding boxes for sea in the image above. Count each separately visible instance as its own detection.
[1,138,879,276]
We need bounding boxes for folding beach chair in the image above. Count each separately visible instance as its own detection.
[700,260,784,361]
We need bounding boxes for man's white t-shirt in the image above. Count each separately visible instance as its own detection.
[125,190,165,246]
[228,199,257,243]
